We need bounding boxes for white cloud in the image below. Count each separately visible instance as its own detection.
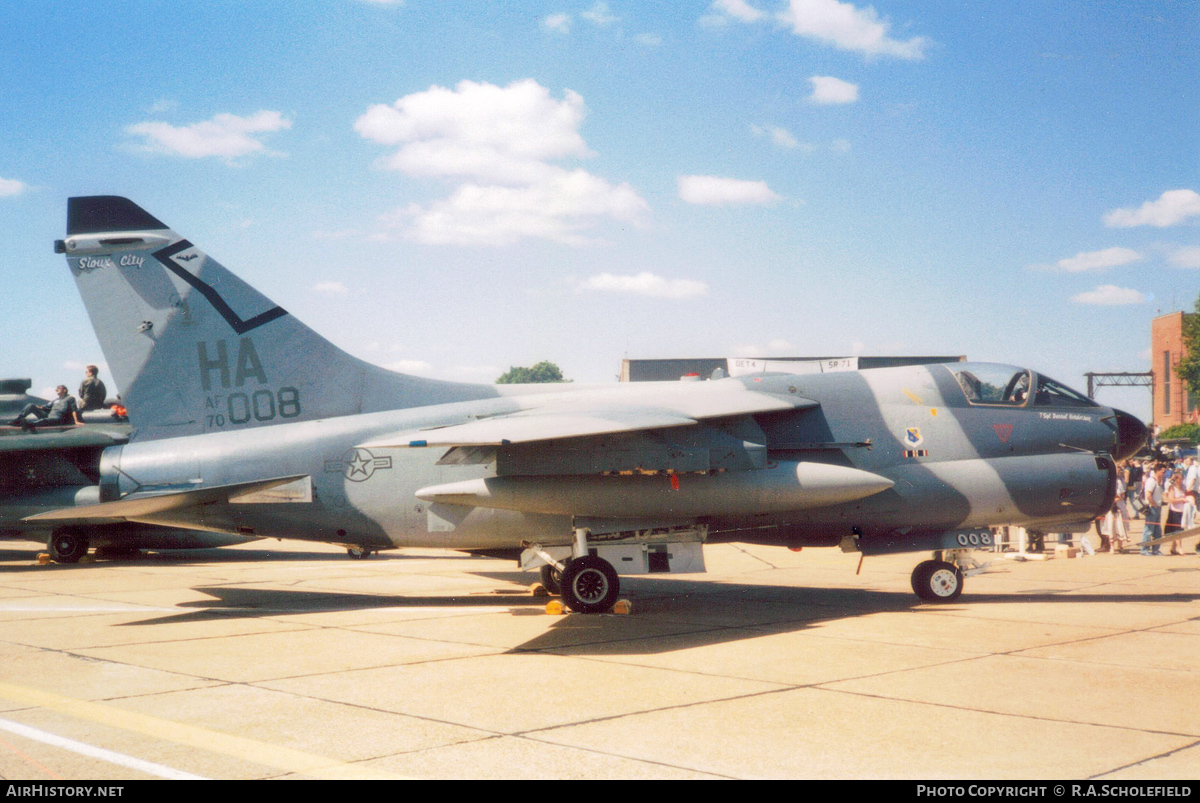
[62,360,108,373]
[707,0,925,58]
[678,175,781,206]
[1070,285,1147,306]
[542,12,571,33]
[778,0,927,59]
[750,124,806,150]
[392,170,647,246]
[710,0,766,22]
[580,272,708,299]
[385,359,434,375]
[732,339,795,357]
[357,80,647,246]
[636,33,662,46]
[809,75,859,104]
[1042,247,1144,273]
[831,138,851,152]
[446,364,503,381]
[126,111,291,159]
[312,281,349,295]
[1168,246,1200,269]
[581,2,618,26]
[1104,189,1200,228]
[356,80,591,184]
[0,177,28,197]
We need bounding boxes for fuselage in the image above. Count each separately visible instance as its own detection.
[96,362,1139,554]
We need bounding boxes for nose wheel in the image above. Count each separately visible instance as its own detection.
[911,559,963,602]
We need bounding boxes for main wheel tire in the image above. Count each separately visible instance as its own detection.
[540,563,563,595]
[911,559,963,602]
[49,527,89,564]
[347,546,372,560]
[560,556,619,614]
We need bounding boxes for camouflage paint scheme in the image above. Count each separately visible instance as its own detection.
[29,198,1145,600]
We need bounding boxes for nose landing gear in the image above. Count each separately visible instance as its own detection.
[911,559,963,601]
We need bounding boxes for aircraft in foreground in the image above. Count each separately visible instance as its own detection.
[29,196,1146,610]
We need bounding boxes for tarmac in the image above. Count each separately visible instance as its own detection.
[0,525,1196,780]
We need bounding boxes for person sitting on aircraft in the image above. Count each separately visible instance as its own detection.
[78,365,107,412]
[8,385,83,430]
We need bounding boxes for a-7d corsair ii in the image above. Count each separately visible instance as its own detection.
[30,197,1146,611]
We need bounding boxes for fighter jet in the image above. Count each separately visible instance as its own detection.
[28,196,1147,610]
[0,380,255,559]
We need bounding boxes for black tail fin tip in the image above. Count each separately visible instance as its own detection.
[67,196,168,236]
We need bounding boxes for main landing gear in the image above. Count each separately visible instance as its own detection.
[559,555,620,614]
[539,564,562,596]
[48,527,89,564]
[527,528,621,613]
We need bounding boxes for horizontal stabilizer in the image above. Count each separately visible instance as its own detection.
[363,388,817,449]
[24,474,310,524]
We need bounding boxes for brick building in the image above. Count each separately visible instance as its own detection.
[1152,311,1199,429]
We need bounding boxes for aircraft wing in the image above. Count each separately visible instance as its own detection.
[0,425,129,453]
[362,385,817,448]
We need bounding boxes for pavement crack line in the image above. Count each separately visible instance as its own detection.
[1089,737,1200,779]
[725,544,781,570]
[812,685,1200,740]
[0,680,409,780]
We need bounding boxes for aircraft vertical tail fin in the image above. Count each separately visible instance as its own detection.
[59,196,495,440]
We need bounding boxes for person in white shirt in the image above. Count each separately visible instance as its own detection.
[1141,467,1164,556]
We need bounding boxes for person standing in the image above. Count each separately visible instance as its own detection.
[78,365,107,412]
[1141,465,1164,556]
[1164,473,1188,555]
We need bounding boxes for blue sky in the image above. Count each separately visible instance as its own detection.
[1,0,1196,420]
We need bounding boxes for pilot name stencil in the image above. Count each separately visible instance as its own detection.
[1037,412,1095,423]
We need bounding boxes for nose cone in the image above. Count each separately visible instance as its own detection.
[1111,408,1148,461]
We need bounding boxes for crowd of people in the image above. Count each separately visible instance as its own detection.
[1104,455,1200,556]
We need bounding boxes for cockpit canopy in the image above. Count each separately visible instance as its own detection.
[946,363,1097,409]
